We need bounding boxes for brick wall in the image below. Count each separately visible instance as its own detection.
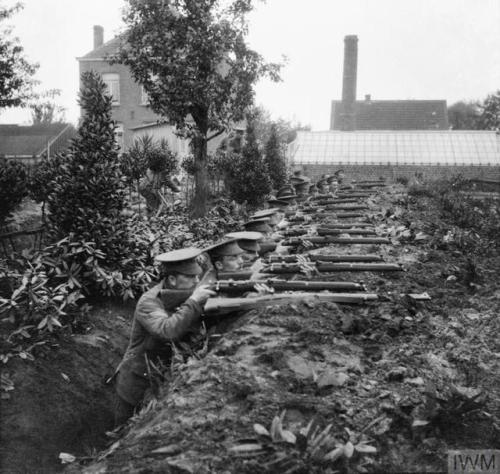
[297,163,500,182]
[79,61,160,149]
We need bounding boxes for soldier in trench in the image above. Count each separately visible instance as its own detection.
[113,248,215,425]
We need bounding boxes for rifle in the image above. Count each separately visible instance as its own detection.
[336,193,372,198]
[160,288,378,316]
[283,227,377,237]
[204,292,378,315]
[266,253,384,263]
[263,262,402,274]
[214,279,366,293]
[283,236,390,246]
[307,198,360,205]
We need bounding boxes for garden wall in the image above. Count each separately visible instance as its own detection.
[296,164,500,182]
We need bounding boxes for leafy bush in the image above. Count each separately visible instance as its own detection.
[0,158,28,225]
[264,124,287,191]
[395,176,409,186]
[45,71,128,264]
[225,120,272,207]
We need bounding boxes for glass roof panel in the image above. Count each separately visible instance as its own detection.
[288,131,500,167]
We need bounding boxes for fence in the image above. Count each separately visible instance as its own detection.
[0,226,46,258]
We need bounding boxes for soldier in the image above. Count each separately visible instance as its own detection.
[205,238,246,273]
[326,176,339,194]
[334,169,345,185]
[225,231,263,265]
[139,168,181,217]
[113,248,215,425]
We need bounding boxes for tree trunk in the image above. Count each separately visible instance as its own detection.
[192,135,209,217]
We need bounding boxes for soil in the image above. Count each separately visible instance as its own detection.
[4,184,500,473]
[0,300,133,474]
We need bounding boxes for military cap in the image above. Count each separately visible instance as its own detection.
[294,180,310,191]
[204,238,244,257]
[278,184,295,194]
[326,176,338,184]
[292,174,310,182]
[244,218,273,233]
[334,169,345,176]
[251,208,280,219]
[225,231,263,252]
[155,247,203,275]
[316,178,328,187]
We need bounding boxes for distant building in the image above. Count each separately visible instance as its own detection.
[0,123,76,166]
[77,26,163,150]
[330,36,449,131]
[287,130,500,181]
[77,26,238,155]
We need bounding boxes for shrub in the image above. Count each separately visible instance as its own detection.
[395,176,409,186]
[45,71,128,264]
[226,120,272,207]
[264,124,287,191]
[0,158,28,225]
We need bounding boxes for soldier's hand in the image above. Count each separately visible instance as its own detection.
[302,239,314,249]
[190,285,217,305]
[297,255,318,276]
[253,283,275,295]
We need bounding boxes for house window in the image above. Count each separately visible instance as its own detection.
[140,85,150,105]
[102,73,120,105]
[115,123,124,151]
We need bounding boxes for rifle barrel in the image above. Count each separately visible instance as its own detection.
[213,279,365,293]
[266,254,384,263]
[283,236,390,246]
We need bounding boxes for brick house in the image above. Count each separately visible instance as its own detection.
[77,26,163,150]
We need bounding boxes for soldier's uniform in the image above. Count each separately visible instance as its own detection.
[114,248,204,425]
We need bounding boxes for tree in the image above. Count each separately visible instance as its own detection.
[117,0,281,217]
[226,119,271,207]
[447,101,481,130]
[478,91,500,131]
[264,123,286,191]
[46,71,127,263]
[29,89,66,125]
[0,2,38,110]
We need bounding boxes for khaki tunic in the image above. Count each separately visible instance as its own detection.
[115,283,202,405]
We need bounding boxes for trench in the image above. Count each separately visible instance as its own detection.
[0,301,132,474]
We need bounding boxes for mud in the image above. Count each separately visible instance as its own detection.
[0,301,132,474]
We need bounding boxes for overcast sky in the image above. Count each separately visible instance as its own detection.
[1,0,499,130]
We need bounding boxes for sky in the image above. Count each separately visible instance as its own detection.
[1,0,499,130]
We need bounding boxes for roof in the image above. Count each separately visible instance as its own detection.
[287,130,500,166]
[78,34,125,60]
[331,100,449,130]
[0,124,75,157]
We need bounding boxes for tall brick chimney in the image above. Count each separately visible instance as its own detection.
[341,35,358,131]
[93,25,104,50]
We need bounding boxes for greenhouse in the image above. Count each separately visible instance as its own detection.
[287,130,500,167]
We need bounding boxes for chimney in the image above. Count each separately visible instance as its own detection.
[341,35,358,131]
[93,25,104,50]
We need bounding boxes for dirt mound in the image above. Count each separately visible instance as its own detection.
[67,186,500,474]
[0,301,132,474]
